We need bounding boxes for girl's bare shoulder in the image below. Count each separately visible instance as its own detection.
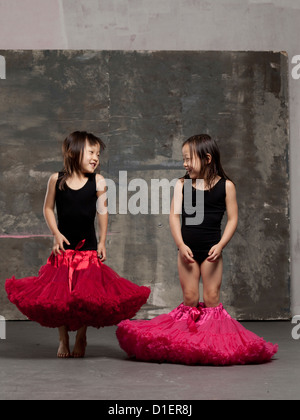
[50,172,59,180]
[178,177,185,186]
[46,172,59,182]
[95,173,105,182]
[225,179,237,197]
[95,173,106,193]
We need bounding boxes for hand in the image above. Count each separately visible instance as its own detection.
[53,233,70,255]
[97,242,106,262]
[178,244,195,264]
[207,243,223,262]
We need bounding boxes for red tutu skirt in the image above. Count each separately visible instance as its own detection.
[5,247,150,331]
[116,302,278,366]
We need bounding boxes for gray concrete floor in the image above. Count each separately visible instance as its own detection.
[0,320,299,400]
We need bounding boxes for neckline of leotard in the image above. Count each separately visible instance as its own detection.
[191,177,223,192]
[64,174,92,192]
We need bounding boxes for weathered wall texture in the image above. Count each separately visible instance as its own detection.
[0,50,289,320]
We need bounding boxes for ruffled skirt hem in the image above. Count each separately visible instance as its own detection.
[5,249,150,331]
[116,303,278,366]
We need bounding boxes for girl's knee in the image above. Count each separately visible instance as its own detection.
[183,290,199,307]
[203,289,220,307]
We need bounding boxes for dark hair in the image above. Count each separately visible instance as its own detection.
[182,134,232,190]
[58,131,106,190]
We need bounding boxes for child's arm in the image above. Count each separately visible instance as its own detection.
[43,173,70,255]
[96,174,108,262]
[169,179,195,264]
[207,180,238,262]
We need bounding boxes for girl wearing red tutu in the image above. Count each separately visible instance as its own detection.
[5,131,150,358]
[117,134,278,365]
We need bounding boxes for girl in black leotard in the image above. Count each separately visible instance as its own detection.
[116,135,278,365]
[5,131,150,358]
[170,134,238,309]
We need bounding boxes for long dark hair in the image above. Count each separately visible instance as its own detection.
[182,134,232,190]
[58,131,106,190]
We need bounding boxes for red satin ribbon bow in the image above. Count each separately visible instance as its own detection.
[67,240,89,293]
[187,307,202,333]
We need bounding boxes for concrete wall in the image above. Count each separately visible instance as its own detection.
[0,0,298,319]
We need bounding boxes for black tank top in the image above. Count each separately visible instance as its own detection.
[55,172,98,251]
[181,178,226,249]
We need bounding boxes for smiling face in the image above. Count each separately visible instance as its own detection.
[80,139,100,173]
[182,143,201,179]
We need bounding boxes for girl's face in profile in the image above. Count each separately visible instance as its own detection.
[182,144,201,179]
[81,140,100,174]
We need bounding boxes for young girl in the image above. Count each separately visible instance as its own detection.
[117,134,278,365]
[5,131,150,358]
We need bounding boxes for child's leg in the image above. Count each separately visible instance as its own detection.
[72,326,87,358]
[178,252,201,307]
[57,326,70,358]
[201,257,223,307]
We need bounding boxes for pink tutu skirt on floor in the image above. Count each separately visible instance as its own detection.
[5,245,150,331]
[116,302,278,366]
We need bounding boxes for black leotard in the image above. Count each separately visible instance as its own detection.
[181,178,226,264]
[55,172,98,251]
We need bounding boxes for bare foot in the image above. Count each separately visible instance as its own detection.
[72,337,87,358]
[72,326,87,358]
[57,326,70,358]
[57,340,70,358]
